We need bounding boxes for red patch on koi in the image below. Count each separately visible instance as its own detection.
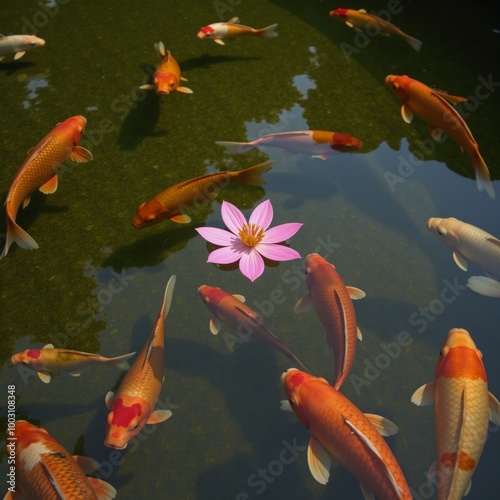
[27,349,41,359]
[440,451,476,471]
[111,398,142,427]
[200,26,215,34]
[288,371,306,389]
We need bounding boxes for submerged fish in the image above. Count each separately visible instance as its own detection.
[105,275,176,450]
[216,130,363,159]
[281,369,412,499]
[329,8,422,51]
[11,344,136,383]
[140,41,192,95]
[427,217,500,297]
[385,74,495,199]
[198,284,309,371]
[411,328,500,499]
[0,34,45,61]
[196,16,278,45]
[6,420,116,499]
[0,115,93,259]
[294,253,365,390]
[132,161,272,227]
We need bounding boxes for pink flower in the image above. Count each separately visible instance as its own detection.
[195,200,303,282]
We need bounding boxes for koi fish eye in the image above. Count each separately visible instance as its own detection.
[133,423,139,430]
[288,398,295,407]
[392,82,399,90]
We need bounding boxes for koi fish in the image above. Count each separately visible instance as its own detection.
[281,369,412,499]
[294,253,365,390]
[329,8,422,51]
[385,74,495,199]
[411,328,500,499]
[427,217,500,297]
[215,130,363,159]
[104,275,176,450]
[11,344,136,383]
[6,420,116,499]
[132,161,272,227]
[0,34,46,61]
[140,41,192,95]
[198,285,309,371]
[0,115,93,259]
[196,17,278,45]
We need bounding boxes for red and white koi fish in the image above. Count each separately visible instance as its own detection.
[1,115,93,259]
[427,217,500,297]
[294,253,365,390]
[329,8,422,51]
[140,41,192,95]
[282,369,412,499]
[5,420,116,499]
[0,34,45,61]
[411,328,500,499]
[198,285,309,371]
[104,275,176,450]
[197,17,278,45]
[385,74,495,199]
[11,344,136,383]
[216,130,363,159]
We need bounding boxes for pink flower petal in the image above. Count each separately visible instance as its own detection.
[221,201,247,235]
[249,199,273,230]
[207,246,243,265]
[262,223,303,244]
[255,243,302,262]
[195,227,236,246]
[239,249,265,281]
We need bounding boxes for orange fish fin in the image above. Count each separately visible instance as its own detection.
[411,381,435,406]
[70,145,93,163]
[227,16,239,23]
[154,41,167,58]
[232,294,246,303]
[294,294,313,314]
[357,327,363,341]
[214,38,225,45]
[105,391,115,410]
[22,196,31,209]
[0,213,39,259]
[488,392,500,425]
[233,161,273,186]
[180,76,188,82]
[73,455,100,474]
[14,51,26,60]
[280,399,293,412]
[470,147,495,199]
[3,492,14,500]
[401,104,413,123]
[176,86,193,94]
[432,89,467,104]
[39,174,58,194]
[428,124,446,143]
[307,435,331,485]
[147,408,172,424]
[170,214,191,223]
[87,477,117,500]
[363,413,399,436]
[453,251,468,271]
[346,286,366,300]
[43,343,55,349]
[209,316,222,335]
[38,371,51,383]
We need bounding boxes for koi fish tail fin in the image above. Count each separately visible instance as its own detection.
[471,148,495,199]
[233,161,273,186]
[467,276,500,297]
[257,23,279,38]
[108,351,137,371]
[215,140,255,154]
[404,34,422,52]
[154,41,167,58]
[0,213,39,259]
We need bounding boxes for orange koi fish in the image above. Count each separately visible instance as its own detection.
[294,253,365,390]
[104,275,176,450]
[5,420,116,499]
[282,369,412,499]
[198,285,309,371]
[11,343,136,383]
[385,74,495,199]
[132,161,272,227]
[196,17,278,45]
[1,115,92,259]
[330,8,422,51]
[140,41,192,95]
[411,328,500,499]
[216,130,363,159]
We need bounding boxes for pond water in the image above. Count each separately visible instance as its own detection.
[1,0,500,499]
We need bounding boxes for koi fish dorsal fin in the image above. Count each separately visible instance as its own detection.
[73,455,100,474]
[43,343,55,349]
[87,477,118,500]
[227,16,240,24]
[39,175,58,194]
[232,294,246,303]
[307,435,331,485]
[411,381,435,406]
[432,89,467,104]
[363,414,399,436]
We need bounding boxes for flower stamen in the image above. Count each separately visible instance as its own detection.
[238,223,265,247]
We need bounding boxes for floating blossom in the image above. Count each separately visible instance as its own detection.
[195,200,303,281]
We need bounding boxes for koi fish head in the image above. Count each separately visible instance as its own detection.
[197,25,217,40]
[427,217,460,250]
[304,253,336,287]
[330,133,363,152]
[198,285,229,311]
[54,115,87,145]
[105,397,150,450]
[329,8,349,19]
[18,35,46,50]
[11,349,43,369]
[154,72,179,94]
[385,75,412,101]
[132,199,169,228]
[435,328,486,381]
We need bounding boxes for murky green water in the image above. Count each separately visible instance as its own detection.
[1,0,500,498]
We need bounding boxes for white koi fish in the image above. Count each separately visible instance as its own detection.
[0,34,45,61]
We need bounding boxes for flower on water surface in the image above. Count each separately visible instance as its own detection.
[195,200,303,282]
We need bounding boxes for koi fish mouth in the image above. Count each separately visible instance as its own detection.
[104,438,128,450]
[281,368,298,385]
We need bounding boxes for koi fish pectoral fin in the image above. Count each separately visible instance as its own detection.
[307,435,331,485]
[401,104,414,123]
[209,316,222,335]
[69,370,82,377]
[359,483,376,500]
[38,371,51,383]
[147,409,173,424]
[363,413,399,436]
[453,251,468,271]
[170,214,191,223]
[140,84,156,90]
[357,327,363,341]
[279,399,293,412]
[22,196,31,209]
[346,286,366,300]
[176,86,193,94]
[39,175,58,194]
[105,391,116,410]
[294,294,313,313]
[214,39,225,45]
[488,392,500,425]
[411,381,435,406]
[70,145,93,162]
[73,455,100,474]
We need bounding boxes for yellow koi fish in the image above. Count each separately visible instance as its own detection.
[197,17,278,45]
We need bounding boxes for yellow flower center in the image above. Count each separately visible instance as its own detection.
[238,223,265,247]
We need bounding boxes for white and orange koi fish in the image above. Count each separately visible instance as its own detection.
[197,17,278,45]
[104,275,176,449]
[0,34,45,61]
[411,328,500,499]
